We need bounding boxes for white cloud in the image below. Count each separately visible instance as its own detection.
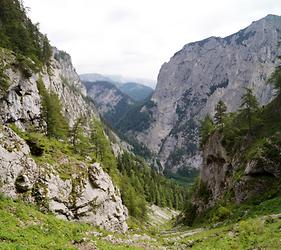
[24,0,281,81]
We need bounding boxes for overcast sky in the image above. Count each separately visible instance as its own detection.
[24,0,281,82]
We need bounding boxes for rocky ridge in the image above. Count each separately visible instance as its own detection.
[193,128,281,214]
[127,14,281,172]
[0,46,128,231]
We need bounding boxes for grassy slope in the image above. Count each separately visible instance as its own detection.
[2,193,281,249]
[175,196,281,249]
[0,195,141,250]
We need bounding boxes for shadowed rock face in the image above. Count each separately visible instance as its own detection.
[130,15,281,172]
[194,130,281,212]
[0,126,128,232]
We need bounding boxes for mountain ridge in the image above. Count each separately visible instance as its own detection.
[123,14,281,174]
[80,73,156,89]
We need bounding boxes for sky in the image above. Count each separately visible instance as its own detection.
[24,0,281,84]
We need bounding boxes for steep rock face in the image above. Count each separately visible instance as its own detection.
[83,81,135,127]
[131,15,281,171]
[46,48,94,126]
[0,47,96,130]
[0,125,128,232]
[195,131,281,212]
[0,125,39,199]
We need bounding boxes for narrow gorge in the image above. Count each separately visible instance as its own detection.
[1,0,281,249]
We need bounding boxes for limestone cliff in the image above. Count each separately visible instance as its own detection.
[0,47,97,130]
[0,31,128,232]
[127,14,281,172]
[193,126,281,213]
[0,125,128,232]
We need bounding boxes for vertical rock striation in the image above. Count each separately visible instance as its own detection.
[130,15,281,172]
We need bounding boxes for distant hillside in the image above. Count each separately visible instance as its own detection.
[119,82,153,102]
[80,73,155,101]
[80,73,114,84]
[83,81,136,127]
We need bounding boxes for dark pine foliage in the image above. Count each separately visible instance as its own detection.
[117,152,187,215]
[0,0,52,66]
[37,78,69,139]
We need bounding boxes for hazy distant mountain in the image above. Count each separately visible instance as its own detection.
[119,82,153,102]
[80,73,156,89]
[79,73,114,83]
[80,73,154,101]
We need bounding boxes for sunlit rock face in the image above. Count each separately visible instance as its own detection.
[0,47,128,232]
[0,47,97,130]
[131,15,281,172]
[0,126,128,232]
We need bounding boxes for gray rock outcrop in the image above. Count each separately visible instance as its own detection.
[194,130,281,212]
[0,45,128,232]
[0,125,128,232]
[129,14,281,172]
[0,125,39,199]
[0,47,97,130]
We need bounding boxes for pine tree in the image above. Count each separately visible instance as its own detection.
[70,116,92,155]
[41,35,52,65]
[37,79,69,139]
[44,92,69,139]
[214,100,227,126]
[240,87,259,132]
[200,115,214,148]
[0,0,52,66]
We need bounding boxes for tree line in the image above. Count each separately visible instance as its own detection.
[36,76,187,220]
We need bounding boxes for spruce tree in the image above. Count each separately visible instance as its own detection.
[240,87,259,132]
[214,100,227,126]
[37,79,69,139]
[200,115,214,148]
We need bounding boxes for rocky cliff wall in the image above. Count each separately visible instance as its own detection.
[0,47,97,130]
[194,130,281,212]
[130,15,281,172]
[0,45,128,232]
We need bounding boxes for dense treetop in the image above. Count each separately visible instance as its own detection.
[0,0,52,66]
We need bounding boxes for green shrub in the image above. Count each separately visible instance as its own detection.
[211,206,231,223]
[0,64,9,95]
[200,115,215,148]
[25,133,45,156]
[183,201,197,226]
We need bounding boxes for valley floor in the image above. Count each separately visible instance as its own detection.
[1,194,281,249]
